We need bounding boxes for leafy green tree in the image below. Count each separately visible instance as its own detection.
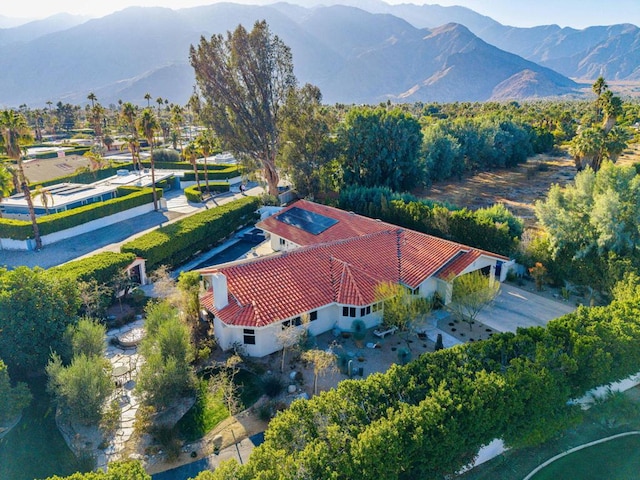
[535,160,640,259]
[46,353,113,425]
[0,358,31,424]
[45,460,151,479]
[0,267,80,375]
[195,129,219,194]
[447,270,500,330]
[136,301,196,409]
[278,84,336,198]
[301,349,337,396]
[375,282,431,332]
[64,317,107,359]
[0,164,14,213]
[337,106,424,192]
[190,20,297,197]
[421,122,463,181]
[0,109,41,248]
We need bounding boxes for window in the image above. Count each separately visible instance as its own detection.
[279,238,286,246]
[281,320,291,329]
[293,316,302,326]
[411,287,420,295]
[342,307,356,317]
[310,310,318,321]
[243,328,256,345]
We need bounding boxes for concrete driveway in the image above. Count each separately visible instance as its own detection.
[476,283,577,333]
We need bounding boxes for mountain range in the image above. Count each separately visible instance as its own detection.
[0,1,637,107]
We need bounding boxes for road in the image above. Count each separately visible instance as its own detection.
[0,185,264,270]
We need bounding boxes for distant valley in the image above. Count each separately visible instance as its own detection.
[0,1,638,107]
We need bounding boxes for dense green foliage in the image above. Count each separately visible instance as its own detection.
[46,318,111,425]
[136,301,196,409]
[336,106,424,191]
[338,185,520,256]
[50,252,136,285]
[0,267,80,375]
[532,160,640,296]
[44,460,150,480]
[200,275,640,479]
[0,358,32,423]
[121,196,259,270]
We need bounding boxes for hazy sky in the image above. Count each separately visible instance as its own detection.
[4,0,640,29]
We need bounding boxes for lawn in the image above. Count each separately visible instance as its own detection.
[529,434,640,480]
[178,369,264,442]
[461,389,640,480]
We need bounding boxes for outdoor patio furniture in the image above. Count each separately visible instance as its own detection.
[373,325,398,338]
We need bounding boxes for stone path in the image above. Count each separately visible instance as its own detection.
[97,318,146,470]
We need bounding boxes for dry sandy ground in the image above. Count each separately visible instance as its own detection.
[416,144,640,229]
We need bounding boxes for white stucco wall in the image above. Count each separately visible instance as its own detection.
[269,233,299,252]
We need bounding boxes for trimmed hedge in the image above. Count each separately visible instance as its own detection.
[121,196,260,270]
[50,251,136,285]
[0,187,158,240]
[184,183,230,202]
[180,167,240,181]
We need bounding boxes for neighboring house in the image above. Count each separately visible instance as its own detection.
[200,200,509,358]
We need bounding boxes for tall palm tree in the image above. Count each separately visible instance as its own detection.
[137,108,160,210]
[0,109,41,249]
[170,104,184,151]
[144,93,152,108]
[196,130,217,195]
[87,92,97,108]
[183,142,201,197]
[0,165,13,217]
[31,185,54,214]
[120,135,141,172]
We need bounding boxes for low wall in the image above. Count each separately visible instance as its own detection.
[0,203,155,251]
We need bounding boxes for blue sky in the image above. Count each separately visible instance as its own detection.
[4,0,640,29]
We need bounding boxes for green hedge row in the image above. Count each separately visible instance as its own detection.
[141,160,238,173]
[50,251,136,285]
[34,146,91,160]
[338,185,521,256]
[217,281,640,480]
[183,183,231,202]
[121,196,260,270]
[0,187,158,240]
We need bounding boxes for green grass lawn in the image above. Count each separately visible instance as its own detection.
[177,368,264,442]
[530,434,640,480]
[462,389,640,480]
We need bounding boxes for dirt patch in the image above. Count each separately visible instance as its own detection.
[417,146,640,231]
[415,153,576,229]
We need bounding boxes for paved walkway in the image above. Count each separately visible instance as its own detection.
[0,185,264,270]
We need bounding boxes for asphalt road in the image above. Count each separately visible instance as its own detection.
[0,186,263,270]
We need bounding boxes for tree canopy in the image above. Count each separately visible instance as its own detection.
[0,267,80,375]
[190,20,297,196]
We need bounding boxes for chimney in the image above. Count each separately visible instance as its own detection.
[211,272,229,310]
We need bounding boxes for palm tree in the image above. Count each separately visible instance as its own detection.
[83,149,107,179]
[31,185,54,214]
[0,109,41,249]
[87,92,97,108]
[144,93,152,108]
[137,108,160,210]
[195,130,217,195]
[0,165,13,217]
[170,104,184,151]
[121,135,141,172]
[183,142,201,197]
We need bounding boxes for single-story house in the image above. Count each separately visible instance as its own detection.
[200,200,509,358]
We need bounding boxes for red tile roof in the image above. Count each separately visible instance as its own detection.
[201,208,508,328]
[256,199,392,246]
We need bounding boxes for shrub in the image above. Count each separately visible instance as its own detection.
[50,252,136,285]
[262,375,284,398]
[121,196,259,270]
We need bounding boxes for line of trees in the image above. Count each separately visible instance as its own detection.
[188,272,640,479]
